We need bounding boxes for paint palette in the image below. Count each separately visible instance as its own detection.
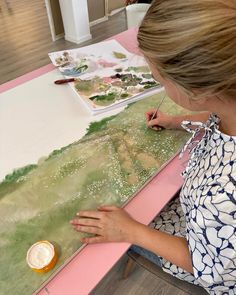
[49,40,163,114]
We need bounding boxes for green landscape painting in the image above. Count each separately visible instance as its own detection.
[0,92,190,294]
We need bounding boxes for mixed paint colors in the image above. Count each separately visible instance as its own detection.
[49,40,161,112]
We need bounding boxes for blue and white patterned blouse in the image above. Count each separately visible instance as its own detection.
[152,114,236,294]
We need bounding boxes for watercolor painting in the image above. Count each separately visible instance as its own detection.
[0,92,191,295]
[49,40,162,113]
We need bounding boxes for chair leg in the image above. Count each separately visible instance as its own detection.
[122,256,136,279]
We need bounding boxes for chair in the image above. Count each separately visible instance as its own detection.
[123,250,208,295]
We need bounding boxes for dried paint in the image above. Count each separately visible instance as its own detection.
[97,59,117,68]
[61,65,88,77]
[113,51,127,59]
[126,66,150,73]
[55,51,74,66]
[115,68,123,72]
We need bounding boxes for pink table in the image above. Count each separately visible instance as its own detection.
[0,28,185,295]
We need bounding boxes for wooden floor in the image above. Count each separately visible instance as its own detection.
[0,0,127,84]
[91,255,194,295]
[0,2,201,295]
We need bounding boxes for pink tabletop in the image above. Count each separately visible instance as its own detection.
[0,28,185,295]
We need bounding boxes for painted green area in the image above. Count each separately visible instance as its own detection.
[126,66,150,73]
[74,65,88,72]
[85,115,117,136]
[142,73,153,79]
[74,77,109,95]
[2,164,37,184]
[115,68,123,72]
[113,51,127,59]
[89,92,117,106]
[75,78,95,93]
[144,84,155,89]
[120,93,130,99]
[0,164,37,200]
[0,93,191,295]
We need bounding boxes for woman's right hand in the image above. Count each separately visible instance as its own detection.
[145,109,176,131]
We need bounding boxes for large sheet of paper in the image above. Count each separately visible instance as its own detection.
[0,93,190,294]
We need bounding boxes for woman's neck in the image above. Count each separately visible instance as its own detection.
[206,95,236,136]
[218,117,236,136]
[216,104,236,136]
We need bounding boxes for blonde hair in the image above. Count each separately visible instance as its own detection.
[138,0,236,98]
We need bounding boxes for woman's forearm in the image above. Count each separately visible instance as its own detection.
[131,223,193,274]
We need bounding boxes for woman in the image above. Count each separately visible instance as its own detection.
[71,1,236,293]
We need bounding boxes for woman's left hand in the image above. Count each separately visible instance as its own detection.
[70,205,140,244]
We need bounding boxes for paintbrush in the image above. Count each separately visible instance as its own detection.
[54,78,76,84]
[146,93,166,131]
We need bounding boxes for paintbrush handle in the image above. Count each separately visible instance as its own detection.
[54,78,76,84]
[149,93,166,121]
[150,109,158,121]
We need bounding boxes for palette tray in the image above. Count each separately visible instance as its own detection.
[49,40,163,114]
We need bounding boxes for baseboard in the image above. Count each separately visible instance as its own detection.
[64,33,92,44]
[53,33,65,41]
[108,7,125,16]
[90,16,108,27]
